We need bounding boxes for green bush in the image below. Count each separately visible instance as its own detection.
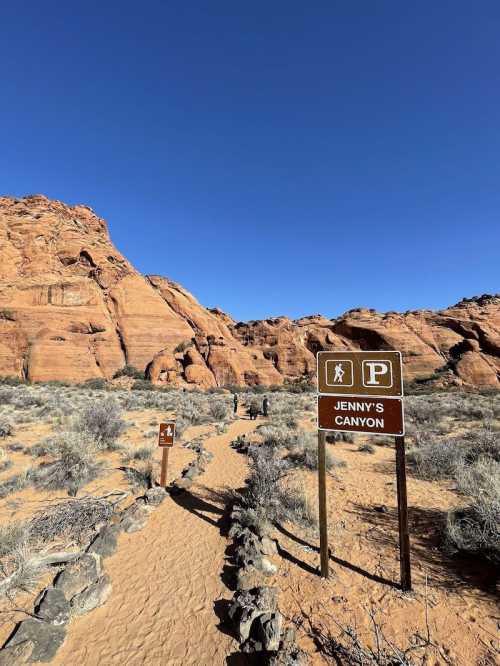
[81,378,107,390]
[174,340,193,354]
[113,365,145,380]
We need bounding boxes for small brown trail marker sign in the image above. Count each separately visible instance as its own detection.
[158,422,175,487]
[316,351,411,590]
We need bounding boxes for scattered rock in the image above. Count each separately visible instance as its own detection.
[120,500,151,533]
[236,565,268,591]
[171,477,193,492]
[87,524,120,558]
[54,553,101,599]
[144,487,167,506]
[6,443,24,453]
[261,536,278,556]
[228,586,278,644]
[255,611,282,651]
[374,505,388,513]
[5,619,66,663]
[34,588,70,626]
[182,464,200,480]
[71,574,112,616]
[0,640,33,665]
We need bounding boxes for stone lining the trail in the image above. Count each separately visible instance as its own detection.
[224,436,309,665]
[0,436,218,664]
[170,439,214,494]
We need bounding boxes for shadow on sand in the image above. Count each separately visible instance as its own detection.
[347,502,499,597]
[275,522,399,589]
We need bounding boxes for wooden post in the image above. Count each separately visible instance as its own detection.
[318,429,329,578]
[395,435,412,591]
[160,447,170,488]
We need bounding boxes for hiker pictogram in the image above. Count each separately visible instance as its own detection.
[333,363,345,383]
[325,359,353,387]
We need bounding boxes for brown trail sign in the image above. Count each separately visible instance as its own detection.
[158,422,176,487]
[318,395,404,436]
[316,350,411,590]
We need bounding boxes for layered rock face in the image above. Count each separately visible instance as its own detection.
[0,195,281,387]
[0,195,498,387]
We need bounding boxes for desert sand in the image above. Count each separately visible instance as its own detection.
[0,398,498,665]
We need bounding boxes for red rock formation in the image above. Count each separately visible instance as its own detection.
[0,195,498,387]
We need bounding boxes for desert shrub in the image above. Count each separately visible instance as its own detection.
[0,419,13,438]
[174,340,193,354]
[208,399,229,422]
[242,445,316,529]
[358,443,375,454]
[444,458,499,563]
[0,469,32,498]
[286,433,345,471]
[279,484,317,528]
[258,423,299,449]
[0,388,14,405]
[75,398,126,447]
[0,376,24,386]
[29,497,114,544]
[113,365,145,380]
[122,461,154,490]
[326,431,355,444]
[143,430,157,438]
[407,438,462,480]
[408,427,499,481]
[0,447,12,471]
[126,446,154,461]
[32,431,102,496]
[81,378,107,390]
[0,522,29,558]
[131,379,155,391]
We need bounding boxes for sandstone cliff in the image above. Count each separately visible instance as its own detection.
[0,195,498,387]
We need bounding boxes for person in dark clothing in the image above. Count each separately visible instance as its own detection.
[249,402,259,420]
[262,396,269,417]
[233,393,239,415]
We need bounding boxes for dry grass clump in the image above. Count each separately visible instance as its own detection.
[0,469,32,498]
[74,398,126,447]
[242,445,317,531]
[286,432,345,471]
[31,431,103,496]
[408,425,500,563]
[29,496,115,544]
[208,399,229,422]
[0,418,13,438]
[121,461,154,491]
[445,457,499,563]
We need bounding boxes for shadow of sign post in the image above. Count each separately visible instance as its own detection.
[316,351,411,591]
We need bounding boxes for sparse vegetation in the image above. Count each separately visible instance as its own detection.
[75,398,126,447]
[31,431,103,496]
[358,443,376,454]
[0,418,13,438]
[286,432,345,471]
[174,340,193,354]
[113,365,145,380]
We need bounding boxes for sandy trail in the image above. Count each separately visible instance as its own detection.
[52,417,257,666]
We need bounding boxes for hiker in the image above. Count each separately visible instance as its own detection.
[233,393,239,415]
[249,402,259,420]
[262,395,269,417]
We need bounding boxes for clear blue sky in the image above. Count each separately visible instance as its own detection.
[1,2,499,321]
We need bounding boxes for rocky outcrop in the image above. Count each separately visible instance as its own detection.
[0,195,498,387]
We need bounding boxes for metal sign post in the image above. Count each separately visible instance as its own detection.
[316,351,412,591]
[158,422,175,488]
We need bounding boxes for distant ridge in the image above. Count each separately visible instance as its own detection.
[0,194,498,387]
